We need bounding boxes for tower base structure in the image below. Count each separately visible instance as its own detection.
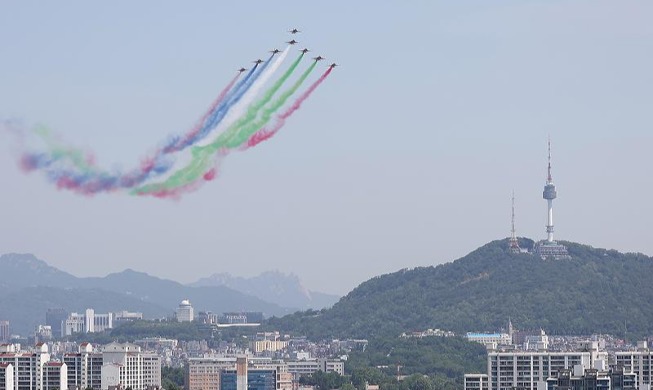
[533,240,571,260]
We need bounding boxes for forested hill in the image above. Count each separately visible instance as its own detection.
[268,239,653,340]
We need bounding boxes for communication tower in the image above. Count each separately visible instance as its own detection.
[534,139,570,260]
[508,191,521,253]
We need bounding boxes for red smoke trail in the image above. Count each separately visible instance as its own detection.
[245,67,333,149]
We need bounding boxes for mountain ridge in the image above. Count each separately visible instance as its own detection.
[190,270,339,310]
[267,238,653,340]
[0,253,294,335]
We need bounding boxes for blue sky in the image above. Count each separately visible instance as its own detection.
[1,1,651,295]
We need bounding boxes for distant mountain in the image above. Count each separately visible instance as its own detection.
[0,286,168,337]
[0,253,78,289]
[268,239,653,340]
[190,270,340,310]
[0,253,293,335]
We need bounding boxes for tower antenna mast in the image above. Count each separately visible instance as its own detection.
[508,191,521,253]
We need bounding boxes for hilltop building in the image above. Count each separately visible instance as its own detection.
[176,300,194,322]
[63,310,113,337]
[466,333,512,350]
[533,139,571,260]
[113,311,143,326]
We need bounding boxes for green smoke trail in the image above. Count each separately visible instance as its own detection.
[131,60,318,196]
[222,60,318,149]
[212,52,305,149]
[32,124,96,173]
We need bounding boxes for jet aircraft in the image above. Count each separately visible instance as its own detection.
[288,28,300,34]
[270,49,282,55]
[329,63,338,68]
[253,59,264,64]
[286,39,299,45]
[312,56,325,62]
[300,48,310,54]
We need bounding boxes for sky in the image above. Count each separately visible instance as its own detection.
[0,1,651,296]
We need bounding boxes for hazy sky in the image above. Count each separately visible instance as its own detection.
[1,1,651,295]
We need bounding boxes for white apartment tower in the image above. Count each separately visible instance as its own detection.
[0,343,53,390]
[100,343,161,390]
[0,363,14,390]
[63,342,103,390]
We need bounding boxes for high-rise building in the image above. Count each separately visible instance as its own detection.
[45,309,67,339]
[483,350,606,390]
[64,343,103,390]
[221,368,282,390]
[534,139,570,260]
[0,343,51,390]
[545,366,636,390]
[100,342,161,390]
[0,363,15,390]
[42,362,67,390]
[0,322,8,342]
[176,300,194,322]
[185,358,235,390]
[615,345,653,389]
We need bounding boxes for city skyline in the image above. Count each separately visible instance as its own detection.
[1,1,651,295]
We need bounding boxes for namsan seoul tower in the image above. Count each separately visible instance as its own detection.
[534,138,570,259]
[543,139,557,243]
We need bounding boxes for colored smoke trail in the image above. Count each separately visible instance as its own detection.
[204,47,291,146]
[7,37,335,199]
[20,124,96,173]
[132,58,315,197]
[246,66,334,149]
[133,61,325,198]
[170,62,265,151]
[162,71,242,154]
[12,67,255,194]
[213,52,306,149]
[222,60,318,149]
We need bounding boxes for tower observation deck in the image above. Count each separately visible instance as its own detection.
[534,139,570,260]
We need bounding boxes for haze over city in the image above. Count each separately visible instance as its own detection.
[1,1,651,295]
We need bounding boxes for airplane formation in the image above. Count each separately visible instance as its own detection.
[238,29,335,72]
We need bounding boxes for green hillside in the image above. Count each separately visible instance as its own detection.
[268,239,653,340]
